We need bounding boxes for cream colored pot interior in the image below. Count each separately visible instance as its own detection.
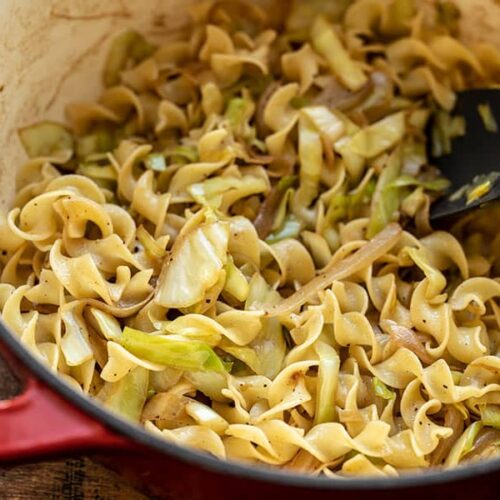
[0,0,201,210]
[0,0,499,211]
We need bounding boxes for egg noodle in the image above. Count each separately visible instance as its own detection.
[1,0,500,477]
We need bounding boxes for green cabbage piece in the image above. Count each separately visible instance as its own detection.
[189,175,268,210]
[349,112,406,159]
[155,219,229,308]
[76,127,115,160]
[311,16,368,92]
[481,405,500,429]
[104,30,156,87]
[89,308,122,341]
[326,178,376,225]
[326,192,349,225]
[136,225,167,259]
[245,274,286,379]
[462,421,484,456]
[366,150,402,238]
[373,377,396,400]
[144,153,167,172]
[295,114,323,210]
[302,106,345,143]
[387,175,451,192]
[18,121,74,158]
[77,164,117,182]
[271,186,295,233]
[265,216,302,244]
[225,97,254,139]
[401,138,427,173]
[218,344,260,375]
[98,366,149,421]
[184,371,228,402]
[77,162,117,190]
[445,421,485,466]
[164,145,199,164]
[119,327,228,373]
[315,341,340,424]
[224,259,249,302]
[431,110,466,157]
[478,103,499,133]
[367,170,449,237]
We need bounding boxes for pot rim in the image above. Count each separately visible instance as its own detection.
[1,320,499,490]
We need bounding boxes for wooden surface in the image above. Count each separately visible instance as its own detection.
[0,355,149,500]
[0,458,149,500]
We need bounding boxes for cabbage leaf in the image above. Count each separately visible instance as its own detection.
[119,327,228,373]
[155,217,229,308]
[349,112,406,159]
[19,121,74,158]
[97,366,149,421]
[311,16,368,92]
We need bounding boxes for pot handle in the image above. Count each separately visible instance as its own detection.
[0,344,128,462]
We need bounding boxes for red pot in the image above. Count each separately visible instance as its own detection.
[1,325,499,499]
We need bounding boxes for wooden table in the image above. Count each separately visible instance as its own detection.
[0,458,148,500]
[0,355,148,499]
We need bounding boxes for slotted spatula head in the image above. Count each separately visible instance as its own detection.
[430,88,500,223]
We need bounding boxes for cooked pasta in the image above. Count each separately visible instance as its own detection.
[2,0,500,477]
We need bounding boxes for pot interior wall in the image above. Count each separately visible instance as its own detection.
[0,0,199,210]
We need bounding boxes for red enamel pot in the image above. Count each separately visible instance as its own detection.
[0,0,499,498]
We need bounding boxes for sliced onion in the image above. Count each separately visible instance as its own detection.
[463,429,500,462]
[381,319,435,365]
[264,223,402,317]
[253,186,285,239]
[253,177,296,239]
[314,75,373,112]
[430,405,464,465]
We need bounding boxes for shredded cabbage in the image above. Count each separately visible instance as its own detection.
[98,367,149,421]
[246,274,286,378]
[311,16,368,92]
[431,110,466,157]
[155,216,229,308]
[387,175,450,192]
[144,153,167,172]
[315,341,340,423]
[480,405,500,429]
[136,225,167,259]
[366,150,402,238]
[224,258,249,302]
[350,112,406,159]
[104,30,156,87]
[295,113,323,209]
[119,327,228,373]
[265,216,302,245]
[373,377,396,400]
[447,421,484,466]
[76,128,115,159]
[19,121,73,158]
[165,145,199,164]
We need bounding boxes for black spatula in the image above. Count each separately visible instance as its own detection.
[430,89,500,223]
